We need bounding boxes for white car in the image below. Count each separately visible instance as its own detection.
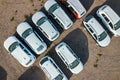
[17,22,47,55]
[55,42,83,74]
[61,0,86,19]
[4,36,36,67]
[44,0,73,30]
[32,11,60,41]
[83,15,111,47]
[97,5,120,36]
[39,56,68,80]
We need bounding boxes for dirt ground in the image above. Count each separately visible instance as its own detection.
[0,0,120,80]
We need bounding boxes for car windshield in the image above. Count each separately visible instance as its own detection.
[37,17,47,26]
[114,20,120,30]
[69,59,79,69]
[98,31,107,41]
[54,74,63,80]
[37,45,44,52]
[49,3,59,13]
[8,42,19,53]
[22,28,33,39]
[40,57,48,65]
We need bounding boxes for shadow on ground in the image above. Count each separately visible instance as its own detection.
[46,28,89,79]
[0,66,7,80]
[18,66,45,80]
[62,28,89,65]
[80,0,94,11]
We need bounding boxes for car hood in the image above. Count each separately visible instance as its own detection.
[98,35,111,47]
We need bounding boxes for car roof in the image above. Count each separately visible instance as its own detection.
[56,42,76,65]
[17,22,32,37]
[99,5,120,24]
[84,15,104,35]
[39,20,57,39]
[53,7,72,28]
[32,11,46,26]
[67,0,86,16]
[44,0,56,11]
[41,56,60,79]
[4,36,19,53]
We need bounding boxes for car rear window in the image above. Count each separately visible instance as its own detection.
[40,57,48,65]
[22,28,33,39]
[37,17,47,26]
[49,3,59,13]
[8,42,19,53]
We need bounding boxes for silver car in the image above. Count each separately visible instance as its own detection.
[55,42,83,74]
[17,22,47,55]
[83,15,111,47]
[4,36,36,67]
[44,0,73,30]
[32,11,60,41]
[39,56,68,80]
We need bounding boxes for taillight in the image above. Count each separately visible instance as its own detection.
[74,13,79,19]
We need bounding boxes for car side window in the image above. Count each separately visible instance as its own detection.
[102,14,109,22]
[93,34,97,40]
[24,49,31,55]
[56,18,60,23]
[50,59,57,69]
[55,18,64,27]
[50,13,55,18]
[89,28,94,33]
[86,24,94,33]
[86,24,90,28]
[19,43,24,49]
[58,52,65,61]
[38,27,43,31]
[65,61,68,66]
[109,22,113,29]
[65,2,69,6]
[43,31,49,38]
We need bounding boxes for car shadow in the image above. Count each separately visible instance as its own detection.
[0,66,7,80]
[61,28,89,65]
[18,66,46,80]
[80,0,94,11]
[46,28,89,79]
[47,49,73,80]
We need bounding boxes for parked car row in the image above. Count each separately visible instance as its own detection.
[83,5,120,47]
[60,0,86,19]
[4,0,86,67]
